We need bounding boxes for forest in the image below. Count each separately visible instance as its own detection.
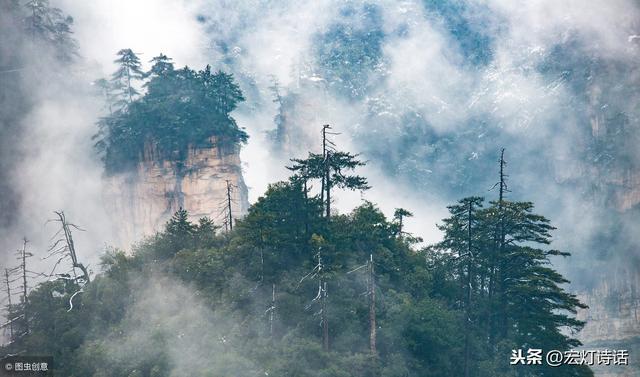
[2,139,592,376]
[4,0,630,376]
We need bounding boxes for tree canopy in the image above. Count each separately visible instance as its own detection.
[2,150,591,377]
[94,52,248,173]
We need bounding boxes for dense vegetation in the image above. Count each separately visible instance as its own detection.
[2,150,592,376]
[94,50,248,173]
[1,2,614,376]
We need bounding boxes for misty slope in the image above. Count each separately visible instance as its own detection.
[1,0,639,375]
[1,170,593,376]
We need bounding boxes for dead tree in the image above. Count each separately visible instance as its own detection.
[263,283,277,338]
[18,239,30,335]
[0,239,43,345]
[462,198,482,377]
[225,180,236,231]
[486,148,510,341]
[368,254,377,355]
[19,240,28,314]
[320,125,330,209]
[348,253,377,356]
[321,125,340,218]
[3,268,15,340]
[321,281,328,351]
[47,211,90,284]
[495,149,509,340]
[300,243,329,351]
[45,211,91,312]
[270,283,276,336]
[11,239,33,337]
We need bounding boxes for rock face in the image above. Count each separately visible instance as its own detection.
[577,267,640,342]
[104,140,249,247]
[575,261,640,376]
[573,82,640,376]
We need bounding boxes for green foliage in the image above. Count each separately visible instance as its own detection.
[95,53,248,173]
[2,162,590,376]
[429,197,592,376]
[289,151,370,192]
[24,0,78,61]
[111,49,145,107]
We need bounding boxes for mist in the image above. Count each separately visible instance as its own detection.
[1,0,639,329]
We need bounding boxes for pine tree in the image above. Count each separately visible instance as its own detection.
[162,208,196,256]
[111,48,144,107]
[288,140,369,218]
[484,201,590,376]
[147,53,174,77]
[432,196,590,376]
[393,208,413,238]
[432,197,484,375]
[24,0,77,60]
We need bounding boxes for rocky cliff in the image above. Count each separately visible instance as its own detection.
[104,140,249,247]
[577,267,640,341]
[572,81,640,376]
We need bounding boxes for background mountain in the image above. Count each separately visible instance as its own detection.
[1,0,639,376]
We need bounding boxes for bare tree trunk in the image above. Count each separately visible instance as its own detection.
[369,254,377,355]
[325,170,331,218]
[498,149,508,340]
[270,283,276,338]
[55,212,90,283]
[322,281,329,351]
[463,201,473,377]
[4,268,13,340]
[226,180,234,231]
[20,238,28,335]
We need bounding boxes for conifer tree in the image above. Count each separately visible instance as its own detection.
[288,138,369,217]
[24,0,77,60]
[393,208,413,238]
[147,53,174,77]
[111,48,144,107]
[433,192,590,376]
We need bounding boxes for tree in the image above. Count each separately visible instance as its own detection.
[143,54,175,97]
[393,208,413,238]
[431,196,591,376]
[288,136,369,218]
[46,211,91,284]
[24,0,77,61]
[164,208,196,254]
[95,53,248,173]
[147,53,174,77]
[93,78,116,115]
[433,197,484,377]
[236,181,323,282]
[484,201,590,377]
[2,148,594,377]
[111,48,144,107]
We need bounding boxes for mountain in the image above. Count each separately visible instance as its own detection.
[104,138,249,247]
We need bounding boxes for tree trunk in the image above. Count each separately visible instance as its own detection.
[369,254,377,355]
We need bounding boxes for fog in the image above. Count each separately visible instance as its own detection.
[1,0,639,315]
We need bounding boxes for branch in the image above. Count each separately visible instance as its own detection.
[67,288,84,312]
